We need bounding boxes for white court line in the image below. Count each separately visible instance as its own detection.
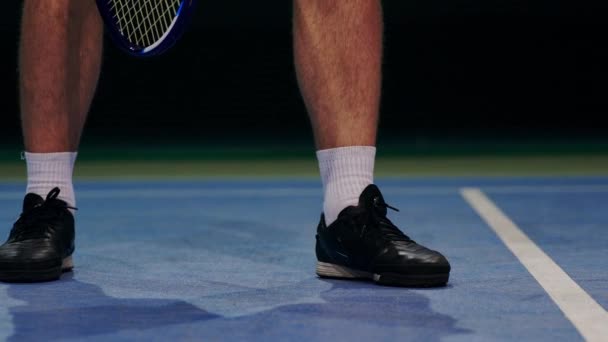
[461,187,608,342]
[1,184,608,200]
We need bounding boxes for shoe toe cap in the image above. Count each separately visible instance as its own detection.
[0,240,62,270]
[375,245,451,275]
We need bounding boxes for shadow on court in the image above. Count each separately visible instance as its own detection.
[7,273,219,341]
[208,279,472,341]
[7,274,470,341]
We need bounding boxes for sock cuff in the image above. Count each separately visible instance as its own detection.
[316,146,376,224]
[316,146,376,161]
[25,152,78,208]
[24,152,78,163]
[316,146,376,185]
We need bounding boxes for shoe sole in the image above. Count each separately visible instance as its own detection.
[0,256,73,283]
[316,261,448,287]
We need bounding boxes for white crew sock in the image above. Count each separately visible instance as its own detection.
[316,146,376,225]
[25,152,77,208]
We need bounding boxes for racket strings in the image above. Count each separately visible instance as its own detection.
[107,0,182,48]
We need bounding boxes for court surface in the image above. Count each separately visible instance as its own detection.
[0,176,607,341]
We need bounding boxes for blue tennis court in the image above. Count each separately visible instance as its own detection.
[0,176,606,341]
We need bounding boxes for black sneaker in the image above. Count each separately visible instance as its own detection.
[0,187,75,282]
[315,184,450,287]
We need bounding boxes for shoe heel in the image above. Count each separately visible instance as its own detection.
[316,261,372,279]
[61,256,74,271]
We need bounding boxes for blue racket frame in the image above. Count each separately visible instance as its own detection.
[96,0,197,57]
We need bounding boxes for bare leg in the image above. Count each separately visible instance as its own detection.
[294,2,451,287]
[19,0,103,153]
[293,0,383,150]
[1,1,104,282]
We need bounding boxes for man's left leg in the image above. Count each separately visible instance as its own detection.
[293,0,450,287]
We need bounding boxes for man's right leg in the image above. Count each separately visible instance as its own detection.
[21,0,102,152]
[0,0,103,282]
[20,0,103,206]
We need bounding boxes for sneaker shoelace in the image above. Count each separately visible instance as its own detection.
[353,196,414,244]
[10,188,76,241]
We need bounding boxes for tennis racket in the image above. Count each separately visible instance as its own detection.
[96,0,197,57]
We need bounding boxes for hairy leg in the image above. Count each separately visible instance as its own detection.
[4,0,104,282]
[19,0,103,152]
[293,0,383,149]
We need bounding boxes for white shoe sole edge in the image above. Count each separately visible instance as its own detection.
[62,256,74,271]
[316,261,372,279]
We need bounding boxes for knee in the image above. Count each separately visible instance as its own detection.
[294,0,380,15]
[24,0,70,13]
[22,1,70,27]
[23,0,100,29]
[23,0,95,19]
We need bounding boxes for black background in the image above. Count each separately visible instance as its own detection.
[1,1,607,146]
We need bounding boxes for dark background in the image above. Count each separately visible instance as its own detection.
[1,1,607,149]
